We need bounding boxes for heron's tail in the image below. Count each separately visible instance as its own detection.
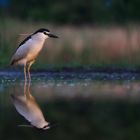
[10,59,15,65]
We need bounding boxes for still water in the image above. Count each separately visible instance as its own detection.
[1,71,140,140]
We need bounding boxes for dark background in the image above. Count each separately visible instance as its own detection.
[1,0,140,25]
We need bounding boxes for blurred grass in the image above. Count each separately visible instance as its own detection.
[1,18,140,69]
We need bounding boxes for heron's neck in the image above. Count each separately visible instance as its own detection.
[32,33,47,42]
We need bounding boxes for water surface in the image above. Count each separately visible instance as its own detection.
[1,71,140,140]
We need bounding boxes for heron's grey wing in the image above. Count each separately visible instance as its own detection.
[11,36,32,65]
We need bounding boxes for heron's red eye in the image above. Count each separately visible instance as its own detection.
[43,32,47,35]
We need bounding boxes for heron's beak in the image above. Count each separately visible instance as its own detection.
[48,33,59,38]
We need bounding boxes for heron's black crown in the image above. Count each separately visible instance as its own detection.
[18,28,51,47]
[33,28,50,34]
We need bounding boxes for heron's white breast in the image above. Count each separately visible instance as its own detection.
[26,39,45,60]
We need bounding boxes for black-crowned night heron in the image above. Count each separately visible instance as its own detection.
[10,28,58,82]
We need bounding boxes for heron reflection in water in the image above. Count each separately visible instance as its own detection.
[11,81,51,130]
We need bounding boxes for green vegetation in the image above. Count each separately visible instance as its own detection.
[0,19,140,69]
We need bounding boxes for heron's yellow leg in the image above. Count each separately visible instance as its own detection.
[24,65,27,82]
[27,79,32,97]
[24,65,27,95]
[27,60,35,83]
